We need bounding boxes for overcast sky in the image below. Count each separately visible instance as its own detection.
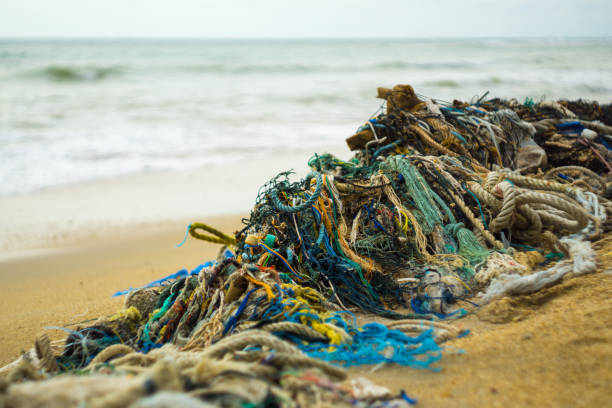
[1,0,610,38]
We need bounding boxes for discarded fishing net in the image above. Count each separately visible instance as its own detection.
[1,84,610,407]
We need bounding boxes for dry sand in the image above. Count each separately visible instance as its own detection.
[0,215,245,366]
[355,235,612,407]
[1,215,611,407]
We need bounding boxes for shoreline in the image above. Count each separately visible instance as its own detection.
[0,145,344,365]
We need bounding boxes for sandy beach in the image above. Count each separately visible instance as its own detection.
[0,214,245,366]
[1,3,611,405]
[1,167,611,406]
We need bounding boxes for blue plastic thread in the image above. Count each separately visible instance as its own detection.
[112,251,234,297]
[465,186,488,229]
[223,288,258,335]
[175,224,192,247]
[401,391,418,405]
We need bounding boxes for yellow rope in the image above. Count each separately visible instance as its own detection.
[189,222,236,246]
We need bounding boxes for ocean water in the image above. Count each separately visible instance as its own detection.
[1,38,611,195]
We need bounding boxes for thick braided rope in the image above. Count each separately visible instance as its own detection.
[544,165,607,193]
[257,322,328,342]
[201,330,304,359]
[485,171,502,192]
[449,190,503,249]
[531,118,558,133]
[271,171,323,213]
[541,230,570,257]
[239,351,347,380]
[501,172,576,196]
[87,344,136,367]
[472,227,487,246]
[489,181,517,232]
[544,165,605,184]
[193,357,278,382]
[349,208,362,245]
[537,209,582,232]
[514,192,590,233]
[513,204,543,242]
[111,352,157,368]
[467,181,501,211]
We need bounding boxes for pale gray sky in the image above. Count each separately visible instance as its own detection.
[1,0,610,38]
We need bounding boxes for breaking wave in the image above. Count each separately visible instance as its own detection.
[38,65,121,82]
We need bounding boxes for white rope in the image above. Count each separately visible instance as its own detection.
[480,237,596,303]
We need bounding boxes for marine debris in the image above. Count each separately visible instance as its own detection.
[1,84,610,407]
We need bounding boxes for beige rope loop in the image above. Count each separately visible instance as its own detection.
[545,165,605,181]
[489,181,517,232]
[512,205,542,242]
[386,319,459,333]
[237,350,347,380]
[201,330,304,359]
[500,171,577,196]
[544,165,607,193]
[571,179,596,193]
[537,210,582,233]
[485,171,502,192]
[256,322,328,342]
[467,181,501,211]
[193,356,278,383]
[389,323,455,342]
[111,352,157,368]
[514,192,590,233]
[87,344,136,367]
[531,118,558,133]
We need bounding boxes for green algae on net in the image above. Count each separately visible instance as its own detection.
[2,84,610,408]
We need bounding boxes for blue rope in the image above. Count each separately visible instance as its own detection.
[111,251,234,297]
[364,200,389,234]
[302,322,441,369]
[401,391,418,405]
[175,223,192,247]
[271,172,323,213]
[371,140,400,162]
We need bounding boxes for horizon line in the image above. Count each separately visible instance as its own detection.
[1,35,611,41]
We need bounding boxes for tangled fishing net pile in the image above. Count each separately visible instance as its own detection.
[2,85,611,408]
